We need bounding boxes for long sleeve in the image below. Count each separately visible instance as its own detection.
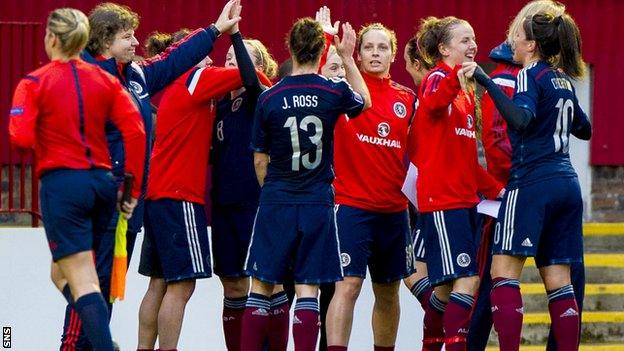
[141,26,219,96]
[420,67,462,115]
[476,164,504,199]
[474,66,533,131]
[108,81,146,197]
[9,77,39,150]
[231,32,261,96]
[318,32,334,71]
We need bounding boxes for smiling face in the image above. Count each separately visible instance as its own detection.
[358,29,395,77]
[107,28,139,63]
[440,22,477,67]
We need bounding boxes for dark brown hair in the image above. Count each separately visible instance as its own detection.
[144,28,190,57]
[416,16,468,68]
[523,12,586,78]
[405,36,434,70]
[87,2,139,55]
[287,17,325,66]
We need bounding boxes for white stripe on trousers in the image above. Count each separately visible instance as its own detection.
[434,211,454,276]
[243,207,261,271]
[334,205,344,277]
[503,189,519,251]
[183,202,204,273]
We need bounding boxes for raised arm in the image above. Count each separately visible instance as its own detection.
[140,0,243,95]
[335,22,371,110]
[468,62,533,131]
[315,6,339,71]
[229,4,262,97]
[419,67,462,115]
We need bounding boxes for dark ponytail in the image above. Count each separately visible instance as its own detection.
[525,12,585,79]
[287,17,325,66]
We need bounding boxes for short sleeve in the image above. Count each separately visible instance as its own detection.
[334,79,364,118]
[250,101,270,153]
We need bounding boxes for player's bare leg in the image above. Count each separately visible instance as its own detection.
[157,279,196,349]
[55,251,113,350]
[371,281,401,347]
[137,277,166,349]
[326,276,364,346]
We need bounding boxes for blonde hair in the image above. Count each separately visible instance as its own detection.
[358,23,398,55]
[47,8,90,57]
[244,39,278,79]
[507,0,565,43]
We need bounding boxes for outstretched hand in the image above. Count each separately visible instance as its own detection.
[215,0,242,34]
[315,6,340,35]
[334,22,356,60]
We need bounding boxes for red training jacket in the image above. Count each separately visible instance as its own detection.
[334,72,417,213]
[146,66,271,204]
[410,62,502,212]
[9,59,146,197]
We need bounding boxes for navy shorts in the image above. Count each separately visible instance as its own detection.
[40,169,117,261]
[211,205,257,278]
[493,177,583,268]
[421,208,479,286]
[412,215,427,263]
[138,199,212,282]
[336,205,414,283]
[244,204,342,285]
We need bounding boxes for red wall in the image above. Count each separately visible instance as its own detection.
[2,0,622,164]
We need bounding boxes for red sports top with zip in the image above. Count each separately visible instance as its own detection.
[9,59,146,197]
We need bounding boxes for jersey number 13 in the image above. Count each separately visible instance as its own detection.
[284,115,323,171]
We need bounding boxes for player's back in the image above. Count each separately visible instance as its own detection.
[509,61,588,187]
[251,73,364,205]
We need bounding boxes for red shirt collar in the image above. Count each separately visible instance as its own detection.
[362,71,391,89]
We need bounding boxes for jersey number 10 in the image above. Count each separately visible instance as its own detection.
[554,98,574,153]
[284,115,323,171]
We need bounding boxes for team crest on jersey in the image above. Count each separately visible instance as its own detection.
[129,80,149,99]
[457,253,471,268]
[340,253,351,267]
[466,114,474,129]
[377,122,390,137]
[393,102,407,118]
[231,97,243,112]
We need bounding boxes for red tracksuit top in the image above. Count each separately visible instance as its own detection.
[481,63,518,184]
[410,62,502,212]
[146,66,271,204]
[9,59,146,197]
[333,72,417,213]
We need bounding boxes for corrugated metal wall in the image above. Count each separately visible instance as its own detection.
[0,22,43,164]
[2,0,622,164]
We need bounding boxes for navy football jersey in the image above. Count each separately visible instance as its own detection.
[251,74,365,204]
[508,61,590,187]
[212,89,263,207]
